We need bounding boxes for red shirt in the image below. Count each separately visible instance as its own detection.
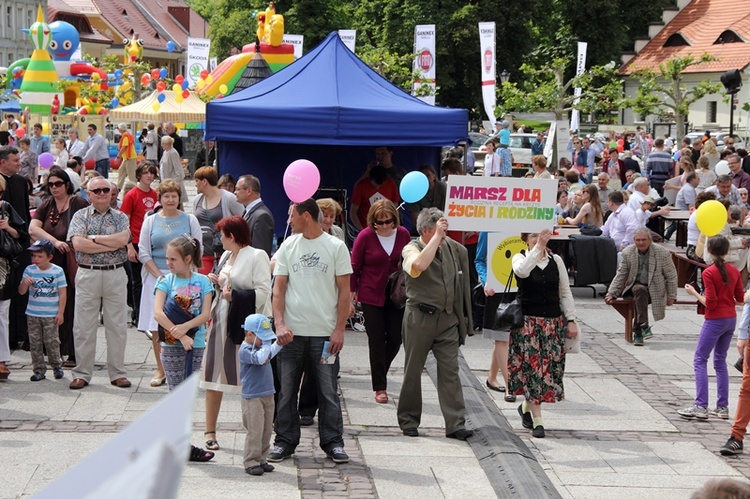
[351,177,399,228]
[350,226,411,306]
[703,263,743,319]
[121,187,158,243]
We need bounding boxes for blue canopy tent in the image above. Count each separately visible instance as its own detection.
[205,32,468,236]
[0,91,21,113]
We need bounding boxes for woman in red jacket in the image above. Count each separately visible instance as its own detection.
[679,235,745,421]
[350,199,411,404]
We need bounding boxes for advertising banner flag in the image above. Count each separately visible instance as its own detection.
[412,24,436,105]
[338,30,356,53]
[444,176,558,232]
[478,22,496,127]
[569,41,588,132]
[283,34,304,59]
[555,119,571,168]
[186,37,211,86]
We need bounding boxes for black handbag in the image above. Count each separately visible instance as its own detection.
[494,271,524,330]
[388,262,406,309]
[0,204,22,260]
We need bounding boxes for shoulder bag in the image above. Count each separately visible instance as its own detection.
[0,203,22,260]
[388,262,407,309]
[494,270,524,330]
[157,275,199,344]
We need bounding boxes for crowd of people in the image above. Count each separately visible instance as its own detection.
[5,117,750,474]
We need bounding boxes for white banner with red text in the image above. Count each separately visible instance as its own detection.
[478,22,496,127]
[412,24,436,105]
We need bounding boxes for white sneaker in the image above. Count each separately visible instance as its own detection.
[677,404,709,420]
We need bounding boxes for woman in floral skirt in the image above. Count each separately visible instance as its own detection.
[509,229,578,438]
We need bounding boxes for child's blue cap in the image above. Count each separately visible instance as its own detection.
[243,314,276,342]
[29,238,54,255]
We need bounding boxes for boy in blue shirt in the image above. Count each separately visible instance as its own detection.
[18,239,67,381]
[239,314,283,476]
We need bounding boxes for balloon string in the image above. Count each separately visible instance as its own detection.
[397,202,405,210]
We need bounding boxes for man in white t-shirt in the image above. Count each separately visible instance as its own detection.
[270,198,352,465]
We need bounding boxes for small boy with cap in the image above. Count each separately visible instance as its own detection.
[18,239,67,381]
[239,313,283,476]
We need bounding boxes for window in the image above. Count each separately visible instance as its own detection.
[8,53,13,66]
[17,8,22,39]
[714,30,744,44]
[664,33,690,47]
[707,101,717,123]
[6,6,12,28]
[0,53,4,66]
[28,9,33,27]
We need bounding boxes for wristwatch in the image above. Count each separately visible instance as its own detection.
[91,235,97,244]
[567,319,575,324]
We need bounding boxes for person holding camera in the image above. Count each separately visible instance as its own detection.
[397,208,473,441]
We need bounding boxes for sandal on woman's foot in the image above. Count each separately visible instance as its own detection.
[150,375,166,387]
[504,394,517,403]
[374,390,388,404]
[0,364,9,380]
[189,445,214,462]
[204,431,220,451]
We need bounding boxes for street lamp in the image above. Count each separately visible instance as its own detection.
[500,69,510,84]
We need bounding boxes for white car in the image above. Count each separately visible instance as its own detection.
[480,133,538,166]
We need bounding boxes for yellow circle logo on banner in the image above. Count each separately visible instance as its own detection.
[490,235,526,288]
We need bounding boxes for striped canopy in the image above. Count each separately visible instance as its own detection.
[110,90,205,123]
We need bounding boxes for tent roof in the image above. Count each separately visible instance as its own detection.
[109,90,205,122]
[206,32,467,146]
[0,91,21,113]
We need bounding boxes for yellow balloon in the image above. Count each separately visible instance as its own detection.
[152,102,160,112]
[172,84,181,93]
[206,74,214,85]
[175,94,184,104]
[219,84,228,94]
[91,73,100,81]
[696,200,727,237]
[196,79,206,89]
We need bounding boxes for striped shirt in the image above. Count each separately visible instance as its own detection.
[23,264,67,317]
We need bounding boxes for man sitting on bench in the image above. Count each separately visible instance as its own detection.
[604,227,678,346]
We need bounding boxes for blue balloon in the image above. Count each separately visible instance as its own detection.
[159,68,168,79]
[399,171,429,203]
[110,98,119,108]
[166,41,175,53]
[157,93,166,103]
[114,69,123,79]
[181,80,189,90]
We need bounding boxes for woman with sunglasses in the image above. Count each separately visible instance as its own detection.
[29,169,89,367]
[138,179,202,387]
[350,199,410,403]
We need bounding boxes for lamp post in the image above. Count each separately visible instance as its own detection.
[720,69,742,137]
[500,69,510,84]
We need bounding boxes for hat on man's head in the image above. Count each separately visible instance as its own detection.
[243,314,276,342]
[641,196,655,205]
[28,238,54,255]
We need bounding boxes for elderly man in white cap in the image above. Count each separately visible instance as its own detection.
[116,123,137,192]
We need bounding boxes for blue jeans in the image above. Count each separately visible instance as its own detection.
[95,158,109,179]
[273,335,343,453]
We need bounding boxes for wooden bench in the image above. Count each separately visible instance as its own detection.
[671,251,708,287]
[609,298,698,343]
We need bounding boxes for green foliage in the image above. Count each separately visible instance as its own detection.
[498,57,623,120]
[627,53,723,141]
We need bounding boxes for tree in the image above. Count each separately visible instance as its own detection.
[627,52,723,142]
[498,57,623,121]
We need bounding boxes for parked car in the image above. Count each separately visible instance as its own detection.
[480,133,536,165]
[682,132,745,152]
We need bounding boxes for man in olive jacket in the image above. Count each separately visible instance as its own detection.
[397,208,473,441]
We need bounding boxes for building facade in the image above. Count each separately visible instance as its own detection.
[0,0,47,69]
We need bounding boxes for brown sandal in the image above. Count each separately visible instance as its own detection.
[0,363,9,380]
[204,431,220,451]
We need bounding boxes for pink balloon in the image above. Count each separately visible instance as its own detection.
[283,159,320,202]
[39,152,55,169]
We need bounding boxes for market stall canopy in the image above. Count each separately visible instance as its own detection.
[206,32,467,146]
[110,90,205,123]
[0,91,21,113]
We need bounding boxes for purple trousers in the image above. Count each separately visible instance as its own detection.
[693,316,736,408]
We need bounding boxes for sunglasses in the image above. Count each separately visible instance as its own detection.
[374,218,395,226]
[48,181,65,188]
[90,187,111,195]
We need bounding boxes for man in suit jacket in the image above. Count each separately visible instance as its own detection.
[0,146,30,353]
[605,227,677,346]
[398,208,473,440]
[236,174,275,257]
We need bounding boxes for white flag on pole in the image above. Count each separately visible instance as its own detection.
[570,41,587,132]
[412,24,436,105]
[478,22,496,127]
[338,30,356,53]
[186,37,211,86]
